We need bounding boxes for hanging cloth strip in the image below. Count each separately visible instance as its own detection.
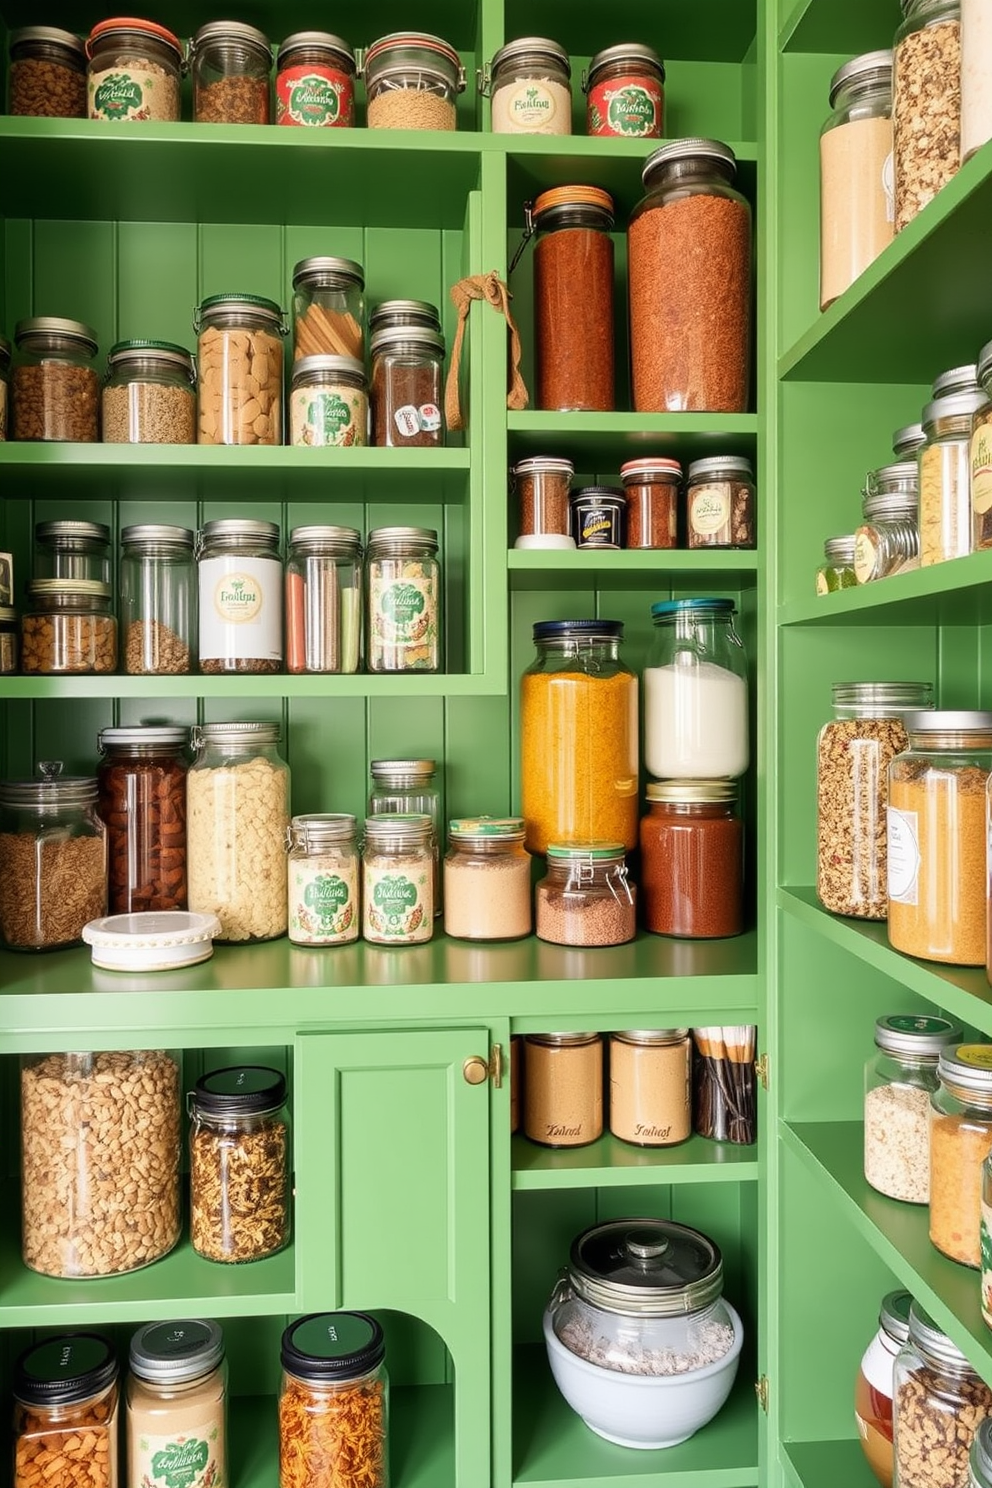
[444,270,529,430]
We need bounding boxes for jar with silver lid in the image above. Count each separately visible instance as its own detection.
[190,1069,290,1261]
[0,763,107,951]
[194,293,285,446]
[289,354,367,448]
[276,32,356,127]
[369,299,442,338]
[97,725,189,915]
[363,812,434,944]
[686,455,756,548]
[103,339,196,444]
[856,1289,913,1488]
[191,20,271,124]
[292,256,365,362]
[816,534,857,593]
[34,518,111,584]
[920,376,985,567]
[369,758,440,913]
[854,462,920,581]
[370,326,444,447]
[609,1030,692,1147]
[894,1303,992,1485]
[482,37,572,135]
[197,518,282,674]
[287,813,360,945]
[972,1419,992,1488]
[9,25,87,116]
[121,524,196,674]
[365,526,440,673]
[362,31,466,132]
[893,422,926,459]
[22,579,117,675]
[864,1014,959,1203]
[583,43,665,139]
[930,1045,992,1266]
[819,50,894,310]
[285,525,362,674]
[12,316,100,442]
[513,455,574,540]
[86,17,183,122]
[972,336,992,549]
[893,0,961,232]
[127,1320,227,1488]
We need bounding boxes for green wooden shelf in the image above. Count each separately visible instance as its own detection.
[507,412,759,465]
[779,0,897,55]
[0,672,500,700]
[778,550,992,628]
[780,1440,877,1488]
[507,550,760,592]
[511,1132,758,1190]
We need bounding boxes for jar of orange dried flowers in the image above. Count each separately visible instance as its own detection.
[279,1312,388,1488]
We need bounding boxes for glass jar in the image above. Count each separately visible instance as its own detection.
[640,781,743,938]
[620,458,679,550]
[197,518,282,674]
[363,31,465,131]
[973,1420,992,1487]
[285,525,362,674]
[287,813,360,945]
[888,710,992,964]
[972,338,992,549]
[930,1045,992,1265]
[484,37,572,135]
[816,681,933,918]
[570,486,625,548]
[583,44,665,139]
[85,18,183,123]
[370,326,444,447]
[289,354,367,447]
[277,32,355,126]
[443,817,532,941]
[369,759,441,914]
[369,299,442,338]
[12,316,100,442]
[365,526,440,673]
[0,332,9,438]
[194,293,285,446]
[609,1030,692,1147]
[279,1313,388,1488]
[962,0,992,160]
[982,1155,992,1326]
[644,599,749,781]
[686,455,756,548]
[0,606,17,673]
[127,1321,227,1488]
[893,0,961,232]
[865,1014,960,1202]
[97,725,188,915]
[187,721,290,942]
[191,21,271,124]
[894,422,927,459]
[190,1066,290,1260]
[920,382,985,564]
[363,812,434,944]
[292,256,365,361]
[816,533,858,592]
[513,456,574,540]
[120,523,196,674]
[693,1027,757,1143]
[819,51,894,310]
[629,140,751,413]
[0,764,106,951]
[9,26,87,117]
[21,1049,180,1275]
[894,1303,992,1484]
[856,1290,913,1488]
[536,843,636,947]
[102,338,196,443]
[524,1033,603,1146]
[35,518,111,583]
[14,1333,119,1488]
[531,185,615,412]
[21,579,117,674]
[855,463,920,580]
[521,620,638,852]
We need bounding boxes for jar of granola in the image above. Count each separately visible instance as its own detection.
[365,526,440,672]
[14,1333,119,1488]
[85,17,183,123]
[892,0,961,232]
[190,1066,290,1262]
[362,812,434,944]
[9,26,87,117]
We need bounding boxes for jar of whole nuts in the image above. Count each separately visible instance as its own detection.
[102,339,196,444]
[12,316,100,442]
[9,26,87,117]
[363,31,466,131]
[97,725,189,915]
[197,518,282,674]
[21,579,117,674]
[14,1332,120,1488]
[893,1303,992,1487]
[85,17,183,123]
[190,1065,290,1263]
[0,763,107,952]
[276,32,356,127]
[289,354,368,447]
[194,293,285,446]
[120,524,196,674]
[190,21,272,125]
[685,455,756,548]
[292,256,365,361]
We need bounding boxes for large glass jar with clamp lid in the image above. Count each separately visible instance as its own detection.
[644,599,749,781]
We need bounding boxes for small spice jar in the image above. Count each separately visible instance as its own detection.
[369,758,441,914]
[640,781,743,939]
[0,607,18,674]
[972,337,992,549]
[21,580,117,674]
[483,37,572,135]
[279,1313,388,1488]
[816,534,858,593]
[127,1321,227,1488]
[620,458,679,549]
[894,422,926,459]
[973,1420,992,1487]
[287,813,360,945]
[894,1304,992,1483]
[120,523,196,674]
[14,1333,120,1488]
[536,843,636,947]
[893,0,961,232]
[34,518,111,584]
[292,256,365,361]
[524,1033,603,1146]
[194,293,285,446]
[583,43,665,138]
[0,333,9,439]
[97,725,189,915]
[285,524,362,674]
[930,1044,992,1266]
[962,0,992,161]
[197,518,282,674]
[685,455,756,548]
[443,817,532,941]
[531,185,615,412]
[85,18,183,123]
[644,599,749,780]
[513,456,574,540]
[855,463,920,581]
[920,378,985,565]
[570,485,626,548]
[102,339,196,444]
[0,764,106,952]
[12,316,100,442]
[609,1030,691,1147]
[290,354,367,448]
[819,50,894,311]
[9,26,87,117]
[190,1066,290,1260]
[277,32,355,126]
[865,1014,960,1203]
[191,21,271,124]
[370,326,444,447]
[363,31,465,131]
[365,526,440,673]
[856,1290,913,1488]
[363,812,434,944]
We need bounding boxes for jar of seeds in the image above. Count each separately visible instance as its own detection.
[102,339,196,443]
[191,21,271,124]
[536,843,636,947]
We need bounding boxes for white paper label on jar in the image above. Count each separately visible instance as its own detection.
[491,78,570,134]
[689,484,731,537]
[972,420,992,514]
[199,555,282,661]
[815,571,829,596]
[854,529,879,584]
[393,405,421,438]
[418,402,441,431]
[887,805,920,904]
[859,1327,898,1397]
[982,1199,992,1325]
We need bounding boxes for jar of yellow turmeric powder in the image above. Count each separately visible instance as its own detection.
[520,620,639,853]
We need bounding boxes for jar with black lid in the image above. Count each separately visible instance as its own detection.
[292,256,365,361]
[530,185,615,413]
[14,1333,120,1488]
[483,37,572,135]
[191,20,271,124]
[9,25,87,117]
[279,1314,388,1488]
[103,339,196,444]
[120,524,196,674]
[276,32,356,127]
[570,486,625,548]
[35,519,111,584]
[190,1066,290,1263]
[197,518,282,674]
[12,316,100,442]
[0,763,107,951]
[370,326,444,447]
[583,43,665,138]
[85,18,183,123]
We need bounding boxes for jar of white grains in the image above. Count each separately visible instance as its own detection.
[864,1014,959,1203]
[443,817,531,941]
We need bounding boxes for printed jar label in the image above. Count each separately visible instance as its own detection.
[289,860,359,944]
[290,386,366,447]
[276,65,354,126]
[983,1200,992,1325]
[393,402,441,438]
[369,573,438,656]
[854,529,879,584]
[887,804,920,905]
[199,555,282,661]
[815,571,829,596]
[587,75,662,137]
[134,1422,224,1488]
[493,79,566,132]
[89,67,167,122]
[363,864,432,941]
[972,418,992,515]
[689,484,731,537]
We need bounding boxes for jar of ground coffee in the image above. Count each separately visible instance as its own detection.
[523,1033,603,1147]
[370,325,444,446]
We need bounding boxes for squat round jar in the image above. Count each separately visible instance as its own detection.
[485,37,572,135]
[854,463,920,581]
[287,813,360,945]
[120,523,196,674]
[190,1066,290,1261]
[127,1322,226,1488]
[277,33,355,126]
[816,533,858,593]
[292,256,365,361]
[531,185,615,413]
[290,354,367,447]
[97,725,189,915]
[191,20,271,124]
[197,518,282,674]
[365,526,440,673]
[85,18,183,123]
[894,422,926,460]
[279,1313,388,1488]
[195,293,285,446]
[644,599,749,781]
[686,456,756,548]
[609,1030,692,1147]
[640,781,743,939]
[103,339,196,444]
[363,812,434,944]
[363,31,465,131]
[14,1333,119,1488]
[12,316,100,442]
[524,1032,603,1147]
[856,1290,913,1488]
[864,1014,960,1203]
[536,843,636,947]
[443,817,531,942]
[930,1045,992,1267]
[584,43,665,138]
[620,458,679,549]
[0,765,106,952]
[35,517,111,584]
[21,579,117,674]
[9,26,87,117]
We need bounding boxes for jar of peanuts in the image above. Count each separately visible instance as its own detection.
[85,18,183,123]
[190,20,271,125]
[276,32,356,126]
[292,256,365,362]
[8,26,87,117]
[12,316,100,442]
[194,292,285,446]
[14,1332,120,1488]
[97,725,189,915]
[362,31,465,131]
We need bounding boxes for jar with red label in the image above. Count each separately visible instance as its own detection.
[276,32,355,127]
[583,44,665,139]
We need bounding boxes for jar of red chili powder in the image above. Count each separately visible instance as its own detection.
[276,32,355,126]
[620,457,681,549]
[530,185,615,412]
[640,780,743,939]
[583,43,665,138]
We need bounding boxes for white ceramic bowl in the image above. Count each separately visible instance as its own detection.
[542,1301,743,1449]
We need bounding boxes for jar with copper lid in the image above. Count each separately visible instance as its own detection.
[482,37,572,135]
[97,726,188,915]
[191,21,271,124]
[530,186,615,412]
[276,32,355,126]
[363,31,465,131]
[190,1068,290,1261]
[856,1290,913,1487]
[14,1333,120,1488]
[85,18,183,122]
[640,781,743,939]
[583,44,665,138]
[524,1033,603,1147]
[609,1031,691,1146]
[620,458,679,549]
[9,26,87,117]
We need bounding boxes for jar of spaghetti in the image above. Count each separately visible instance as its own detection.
[893,0,961,232]
[512,456,573,539]
[640,781,743,939]
[609,1030,691,1147]
[287,814,360,946]
[920,378,985,565]
[276,32,355,126]
[195,293,285,446]
[686,456,756,548]
[292,256,365,361]
[855,463,920,581]
[523,1033,603,1147]
[583,44,665,138]
[363,32,465,131]
[484,37,572,135]
[14,1333,119,1488]
[930,1045,992,1266]
[191,21,271,123]
[290,354,367,448]
[370,326,444,447]
[97,725,188,915]
[9,26,87,117]
[85,18,183,123]
[819,51,894,311]
[285,525,362,674]
[535,843,636,947]
[620,458,679,549]
[856,1290,913,1488]
[279,1314,387,1488]
[531,185,615,412]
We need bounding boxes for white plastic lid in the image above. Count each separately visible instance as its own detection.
[514,533,576,550]
[81,912,222,972]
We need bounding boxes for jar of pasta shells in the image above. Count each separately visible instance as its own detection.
[194,292,285,446]
[190,1065,290,1263]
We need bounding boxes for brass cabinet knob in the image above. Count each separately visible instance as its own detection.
[463,1055,489,1085]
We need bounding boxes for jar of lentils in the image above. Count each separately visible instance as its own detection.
[85,18,183,123]
[9,26,87,116]
[292,256,365,360]
[484,37,572,135]
[191,20,271,124]
[363,31,465,131]
[276,32,356,126]
[102,339,196,444]
[197,518,282,674]
[195,293,285,446]
[190,1065,290,1262]
[12,316,100,442]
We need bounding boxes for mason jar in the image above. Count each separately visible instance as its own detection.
[197,518,282,674]
[819,51,894,310]
[277,33,356,126]
[817,533,857,593]
[370,327,444,447]
[854,463,920,581]
[894,1303,992,1485]
[856,1290,913,1488]
[524,1033,603,1146]
[102,339,196,443]
[289,354,367,447]
[194,293,285,446]
[620,458,680,549]
[513,456,574,540]
[363,31,465,131]
[640,781,743,938]
[483,37,572,135]
[972,336,992,549]
[920,380,985,564]
[191,20,271,124]
[894,422,926,459]
[287,813,360,945]
[190,1066,290,1260]
[34,518,111,583]
[685,455,756,548]
[127,1321,227,1488]
[365,526,440,673]
[120,523,196,674]
[85,18,183,123]
[583,44,665,138]
[9,25,86,116]
[0,764,106,951]
[12,316,100,442]
[292,256,365,361]
[609,1030,692,1147]
[930,1045,992,1266]
[531,185,615,412]
[369,758,440,914]
[14,1334,119,1488]
[21,579,117,674]
[443,817,532,941]
[363,812,434,944]
[535,843,636,947]
[864,1014,959,1202]
[279,1314,388,1488]
[893,0,961,232]
[644,599,749,781]
[97,724,189,914]
[285,525,362,674]
[369,299,442,338]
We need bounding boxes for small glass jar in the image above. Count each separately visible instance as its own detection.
[513,456,574,539]
[972,337,992,548]
[21,579,117,674]
[194,293,285,446]
[98,725,189,915]
[894,422,926,459]
[197,518,282,674]
[363,31,465,131]
[85,18,183,123]
[120,523,196,674]
[524,1033,603,1146]
[369,299,442,338]
[0,764,106,951]
[191,21,271,124]
[12,316,100,442]
[187,721,290,943]
[370,326,444,447]
[285,525,362,674]
[0,606,17,673]
[276,32,356,126]
[289,354,368,447]
[287,813,360,945]
[819,51,894,310]
[973,1420,992,1488]
[686,455,756,548]
[570,485,625,548]
[816,533,858,593]
[127,1321,227,1488]
[856,1290,913,1488]
[894,1303,992,1484]
[583,44,665,138]
[609,1030,692,1147]
[531,185,615,413]
[9,26,86,117]
[865,1014,960,1203]
[893,0,961,232]
[930,1045,992,1266]
[620,457,679,549]
[484,38,572,135]
[855,463,920,580]
[962,0,992,161]
[640,781,743,938]
[190,1066,290,1260]
[363,812,434,945]
[920,380,985,564]
[369,759,441,914]
[35,518,111,583]
[443,817,532,941]
[888,710,992,965]
[365,526,440,673]
[102,338,196,443]
[536,843,636,947]
[292,256,365,361]
[14,1333,119,1488]
[0,333,9,439]
[644,598,749,780]
[692,1027,757,1143]
[279,1313,388,1488]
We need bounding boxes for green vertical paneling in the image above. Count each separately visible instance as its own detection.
[283,226,364,284]
[116,222,199,347]
[32,220,117,355]
[285,696,367,819]
[445,696,512,818]
[364,228,447,314]
[198,224,285,306]
[3,219,33,329]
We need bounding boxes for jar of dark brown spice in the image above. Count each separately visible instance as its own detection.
[529,185,615,412]
[685,455,756,548]
[370,325,444,447]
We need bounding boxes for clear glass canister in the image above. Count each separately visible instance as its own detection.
[103,338,196,443]
[127,1321,227,1488]
[930,1045,992,1265]
[920,382,985,565]
[856,1290,913,1488]
[640,781,743,938]
[894,422,927,459]
[816,680,933,918]
[894,1303,992,1485]
[893,0,961,233]
[443,817,532,941]
[365,526,440,673]
[279,1313,388,1488]
[287,813,360,945]
[865,1014,960,1202]
[521,619,638,852]
[962,0,992,161]
[620,458,680,549]
[98,725,188,914]
[363,30,465,131]
[191,20,271,124]
[524,1032,603,1146]
[584,43,665,139]
[195,292,285,446]
[686,455,756,547]
[285,525,362,674]
[190,1066,290,1260]
[0,333,9,438]
[536,843,636,947]
[484,37,572,135]
[819,50,894,311]
[855,463,920,581]
[276,32,356,127]
[531,185,615,413]
[21,579,117,674]
[369,299,442,338]
[85,17,183,122]
[370,326,444,447]
[289,354,367,447]
[12,316,100,441]
[187,721,290,942]
[14,1333,119,1488]
[21,1049,180,1275]
[887,710,992,964]
[0,765,106,950]
[972,337,992,549]
[197,517,283,674]
[369,759,440,914]
[120,523,196,674]
[644,599,749,780]
[9,25,87,117]
[629,140,751,413]
[609,1030,692,1146]
[513,456,574,539]
[363,812,434,944]
[816,533,858,593]
[35,517,111,583]
[292,255,365,361]
[0,606,17,673]
[973,1419,992,1488]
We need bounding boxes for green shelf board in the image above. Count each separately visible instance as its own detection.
[507,412,759,466]
[0,672,501,700]
[780,1439,877,1488]
[779,550,992,627]
[508,549,760,593]
[511,1132,758,1189]
[779,0,897,54]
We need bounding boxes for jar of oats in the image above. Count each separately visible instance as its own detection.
[194,293,285,446]
[864,1014,959,1204]
[85,18,183,123]
[102,339,196,444]
[14,1332,120,1488]
[892,0,961,233]
[190,1066,290,1262]
[362,812,434,944]
[287,813,360,945]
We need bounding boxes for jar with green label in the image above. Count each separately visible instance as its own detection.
[973,338,992,549]
[854,463,920,581]
[363,812,434,944]
[85,18,183,123]
[288,813,360,945]
[126,1320,227,1488]
[365,526,440,672]
[290,354,367,447]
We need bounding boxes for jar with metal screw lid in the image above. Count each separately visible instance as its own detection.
[482,37,572,135]
[609,1030,692,1147]
[363,812,434,944]
[583,43,665,138]
[287,814,360,945]
[855,463,920,580]
[21,579,117,674]
[920,375,985,565]
[289,354,367,447]
[103,339,196,443]
[197,518,282,674]
[12,316,100,442]
[894,1303,992,1485]
[365,526,440,673]
[191,21,271,124]
[369,299,442,337]
[816,533,858,593]
[524,1033,603,1146]
[292,255,365,360]
[819,50,894,311]
[120,524,195,674]
[972,1419,992,1488]
[443,817,532,942]
[97,725,189,915]
[640,780,743,938]
[285,525,362,674]
[279,1313,388,1488]
[0,333,9,438]
[972,337,992,549]
[14,1332,120,1488]
[9,26,87,116]
[34,518,111,584]
[370,326,444,447]
[620,458,679,549]
[930,1045,992,1265]
[85,18,183,123]
[190,1067,290,1260]
[856,1290,913,1488]
[893,0,961,233]
[194,292,285,446]
[127,1320,226,1488]
[369,759,441,914]
[686,455,756,548]
[363,31,465,131]
[276,32,355,126]
[645,598,749,780]
[530,185,615,412]
[894,422,926,459]
[0,763,107,951]
[536,843,636,947]
[864,1015,960,1203]
[513,456,574,540]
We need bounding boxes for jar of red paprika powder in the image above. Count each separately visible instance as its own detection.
[620,457,680,549]
[640,780,743,938]
[529,185,615,412]
[583,43,665,138]
[276,32,355,126]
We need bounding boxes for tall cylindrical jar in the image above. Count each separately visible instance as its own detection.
[369,759,441,913]
[9,26,87,117]
[644,599,749,781]
[962,0,992,160]
[856,1290,913,1488]
[523,1033,603,1147]
[894,1304,992,1485]
[629,140,751,412]
[370,326,444,447]
[484,38,572,134]
[191,21,271,124]
[0,766,106,951]
[97,725,188,914]
[365,526,440,673]
[127,1321,227,1488]
[363,31,465,131]
[640,781,743,938]
[972,338,992,550]
[197,518,283,674]
[285,525,362,674]
[276,33,356,126]
[609,1030,692,1147]
[363,813,434,944]
[190,1066,290,1260]
[864,1014,959,1202]
[120,523,196,674]
[443,817,531,941]
[85,18,183,123]
[287,813,360,945]
[893,0,961,232]
[854,463,920,581]
[14,1333,119,1488]
[292,256,365,360]
[12,316,100,442]
[195,293,285,446]
[583,44,665,139]
[513,455,574,539]
[531,185,615,412]
[102,339,197,444]
[930,1045,992,1266]
[819,51,894,310]
[279,1313,388,1488]
[920,380,985,565]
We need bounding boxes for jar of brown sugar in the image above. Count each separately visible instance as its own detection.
[686,455,756,548]
[12,316,100,442]
[370,326,444,446]
[277,33,355,126]
[583,43,665,138]
[191,21,271,125]
[530,185,615,412]
[512,456,574,539]
[21,579,117,674]
[9,26,87,117]
[930,1045,992,1267]
[97,725,189,916]
[536,843,636,947]
[363,31,465,131]
[620,457,680,549]
[609,1030,691,1147]
[640,781,743,939]
[523,1032,603,1147]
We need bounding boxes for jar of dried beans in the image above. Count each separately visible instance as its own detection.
[370,326,444,446]
[521,619,639,852]
[640,781,743,938]
[0,763,106,951]
[363,31,465,130]
[279,1313,388,1488]
[524,1033,603,1146]
[191,21,271,125]
[290,354,367,448]
[536,843,636,947]
[85,18,183,123]
[819,50,894,311]
[120,523,196,674]
[854,463,920,581]
[865,1014,959,1204]
[97,725,188,915]
[276,33,355,126]
[856,1289,913,1488]
[512,455,574,540]
[530,185,615,412]
[894,1303,992,1486]
[893,0,961,233]
[363,812,434,944]
[483,37,572,135]
[369,759,441,913]
[103,338,197,444]
[609,1030,692,1147]
[620,458,679,550]
[644,599,749,781]
[887,710,992,964]
[686,455,756,548]
[365,526,440,673]
[930,1045,992,1266]
[21,579,117,674]
[287,813,360,945]
[292,256,365,361]
[35,518,111,584]
[443,817,532,941]
[190,1065,290,1262]
[816,533,858,593]
[920,376,985,565]
[197,518,283,674]
[9,26,87,117]
[285,524,362,674]
[583,44,665,139]
[14,1333,119,1488]
[12,316,100,442]
[127,1320,227,1488]
[629,140,752,413]
[972,337,992,549]
[194,292,285,446]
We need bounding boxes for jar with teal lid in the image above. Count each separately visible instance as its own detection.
[194,292,285,446]
[864,1014,960,1202]
[644,598,749,780]
[535,843,636,947]
[443,817,531,941]
[279,1313,388,1488]
[856,1289,913,1487]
